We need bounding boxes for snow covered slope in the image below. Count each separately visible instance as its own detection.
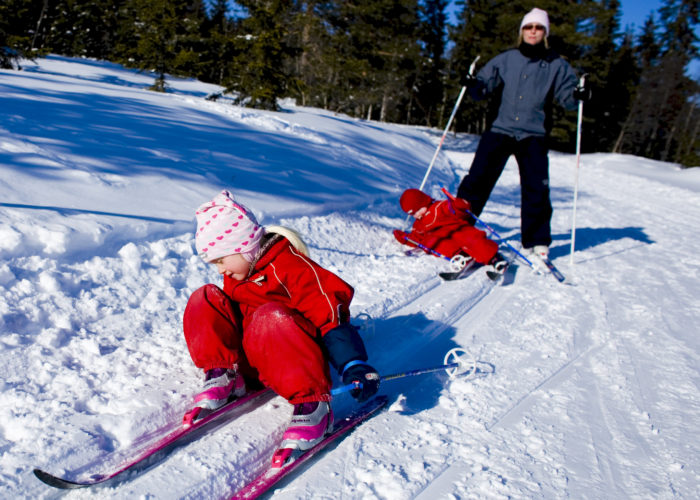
[1,55,698,499]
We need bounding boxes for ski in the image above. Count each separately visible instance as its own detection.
[485,261,510,282]
[532,255,566,283]
[439,260,482,281]
[34,388,275,489]
[231,395,388,499]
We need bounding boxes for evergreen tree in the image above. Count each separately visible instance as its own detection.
[172,0,210,79]
[286,1,336,109]
[325,0,423,122]
[198,0,240,85]
[120,0,206,91]
[1,0,41,68]
[225,0,298,110]
[39,0,126,60]
[616,0,699,166]
[129,0,180,91]
[576,0,636,153]
[410,0,448,127]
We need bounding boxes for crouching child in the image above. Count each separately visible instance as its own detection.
[183,189,380,464]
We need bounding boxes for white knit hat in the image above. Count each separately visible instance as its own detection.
[520,8,550,36]
[195,190,264,263]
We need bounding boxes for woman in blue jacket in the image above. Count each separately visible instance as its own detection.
[457,7,589,261]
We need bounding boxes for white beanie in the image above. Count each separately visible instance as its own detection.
[195,190,264,263]
[520,8,550,37]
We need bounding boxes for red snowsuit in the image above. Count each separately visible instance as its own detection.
[183,233,354,404]
[394,196,498,264]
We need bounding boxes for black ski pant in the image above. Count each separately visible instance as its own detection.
[457,131,552,249]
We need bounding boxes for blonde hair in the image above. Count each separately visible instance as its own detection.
[517,33,549,48]
[266,225,310,257]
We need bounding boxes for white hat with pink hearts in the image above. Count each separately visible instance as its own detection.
[195,190,264,263]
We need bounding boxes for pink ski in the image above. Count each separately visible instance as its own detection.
[34,388,274,489]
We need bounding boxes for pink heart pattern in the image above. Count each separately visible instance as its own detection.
[195,190,263,263]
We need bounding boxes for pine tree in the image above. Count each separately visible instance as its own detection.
[576,0,637,153]
[225,0,298,110]
[615,0,699,166]
[286,1,335,109]
[38,0,126,60]
[123,0,206,92]
[1,0,40,68]
[409,0,448,127]
[198,0,240,86]
[324,0,423,122]
[172,0,210,79]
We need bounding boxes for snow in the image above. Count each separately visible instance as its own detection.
[1,55,699,499]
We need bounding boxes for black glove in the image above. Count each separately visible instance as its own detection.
[573,84,592,102]
[460,73,479,88]
[342,362,380,402]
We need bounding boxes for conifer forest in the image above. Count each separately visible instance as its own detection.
[2,0,698,166]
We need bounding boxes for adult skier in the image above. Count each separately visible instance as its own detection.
[457,7,591,262]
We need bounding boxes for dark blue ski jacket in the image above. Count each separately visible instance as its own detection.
[470,47,579,140]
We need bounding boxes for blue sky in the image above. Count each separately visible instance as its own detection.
[617,0,664,30]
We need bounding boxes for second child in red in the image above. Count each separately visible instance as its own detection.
[393,188,499,265]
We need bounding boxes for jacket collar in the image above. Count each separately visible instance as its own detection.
[246,232,287,278]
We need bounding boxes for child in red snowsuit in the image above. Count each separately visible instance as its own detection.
[393,188,502,266]
[183,190,379,461]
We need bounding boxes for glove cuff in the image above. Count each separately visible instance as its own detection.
[341,360,370,378]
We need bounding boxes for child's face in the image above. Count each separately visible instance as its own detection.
[413,206,428,219]
[212,253,249,280]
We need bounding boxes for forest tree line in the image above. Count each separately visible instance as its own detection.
[1,0,698,166]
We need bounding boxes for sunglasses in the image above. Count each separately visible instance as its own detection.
[522,24,545,32]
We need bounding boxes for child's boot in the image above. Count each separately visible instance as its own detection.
[271,401,332,467]
[194,367,246,411]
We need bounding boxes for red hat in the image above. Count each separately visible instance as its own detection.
[400,189,432,214]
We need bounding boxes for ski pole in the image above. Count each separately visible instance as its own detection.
[439,187,539,271]
[416,85,466,193]
[416,55,480,193]
[403,56,480,229]
[468,211,540,271]
[403,236,450,261]
[570,74,586,266]
[331,348,475,396]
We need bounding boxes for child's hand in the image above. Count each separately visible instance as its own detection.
[453,197,471,212]
[393,229,408,243]
[342,363,380,402]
